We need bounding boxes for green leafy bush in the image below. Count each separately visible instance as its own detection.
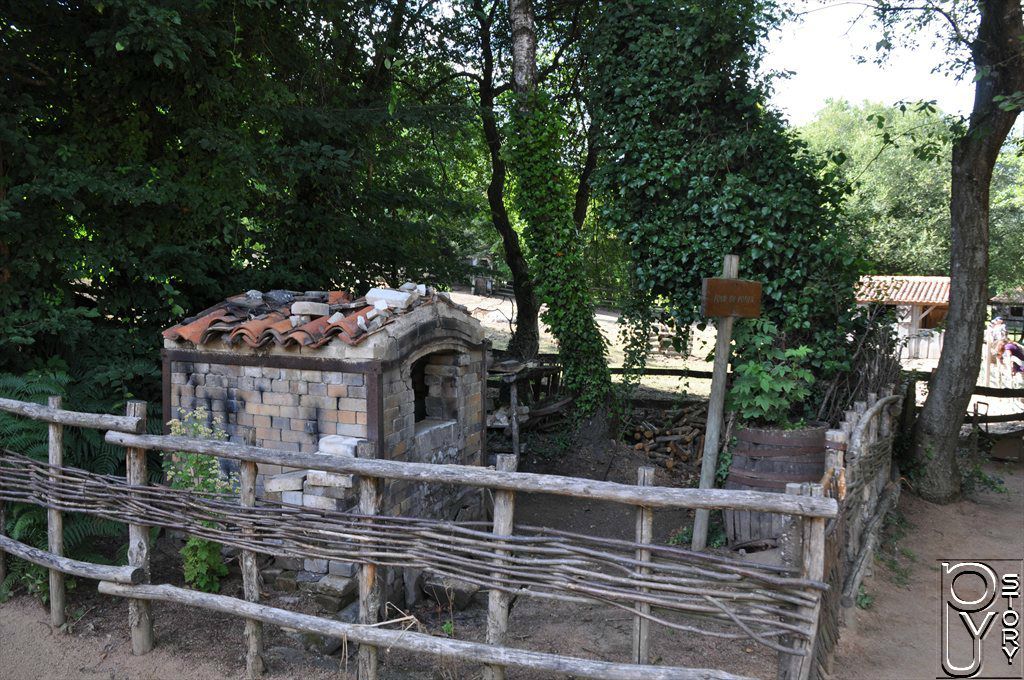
[727,319,815,427]
[588,0,861,389]
[165,407,232,593]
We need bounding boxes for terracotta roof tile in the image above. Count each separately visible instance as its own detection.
[163,288,436,348]
[856,276,950,306]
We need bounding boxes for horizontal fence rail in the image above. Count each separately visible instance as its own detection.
[97,581,752,680]
[0,397,146,433]
[0,533,142,584]
[106,432,838,518]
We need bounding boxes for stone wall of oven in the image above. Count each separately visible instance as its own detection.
[167,360,368,485]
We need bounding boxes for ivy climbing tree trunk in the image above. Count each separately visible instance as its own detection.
[506,0,612,419]
[910,0,1024,503]
[474,0,541,360]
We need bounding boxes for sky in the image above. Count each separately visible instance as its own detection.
[762,3,976,127]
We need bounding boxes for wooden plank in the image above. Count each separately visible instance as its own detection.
[484,454,518,680]
[125,400,154,655]
[48,395,66,628]
[972,384,1024,398]
[240,460,264,678]
[359,449,382,680]
[97,582,754,680]
[966,411,1024,424]
[693,255,740,551]
[701,278,762,318]
[106,432,839,519]
[0,534,142,584]
[632,466,654,664]
[0,397,145,433]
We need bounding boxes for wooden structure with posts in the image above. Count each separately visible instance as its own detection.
[799,387,903,679]
[0,395,842,680]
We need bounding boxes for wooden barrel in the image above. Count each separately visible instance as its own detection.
[723,423,827,548]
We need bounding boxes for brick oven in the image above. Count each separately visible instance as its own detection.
[161,285,487,605]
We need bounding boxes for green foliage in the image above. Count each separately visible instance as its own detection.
[800,100,1024,294]
[957,432,1008,497]
[856,585,874,610]
[588,0,862,394]
[180,535,229,594]
[166,407,231,593]
[1,0,483,406]
[715,447,733,487]
[506,91,611,415]
[0,369,132,601]
[727,319,815,427]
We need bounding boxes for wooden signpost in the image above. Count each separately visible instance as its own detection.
[691,255,762,551]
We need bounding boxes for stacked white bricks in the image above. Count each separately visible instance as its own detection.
[260,435,364,577]
[169,364,367,483]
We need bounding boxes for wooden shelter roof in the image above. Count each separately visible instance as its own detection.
[855,276,950,306]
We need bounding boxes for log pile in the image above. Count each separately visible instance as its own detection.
[628,401,707,471]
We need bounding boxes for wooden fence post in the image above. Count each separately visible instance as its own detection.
[240,460,264,677]
[692,254,740,551]
[509,379,520,460]
[125,400,154,655]
[0,492,5,587]
[633,466,655,665]
[358,462,382,680]
[484,454,518,680]
[778,483,826,680]
[48,395,65,629]
[865,394,878,444]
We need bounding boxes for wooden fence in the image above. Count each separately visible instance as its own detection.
[801,388,903,679]
[0,395,840,680]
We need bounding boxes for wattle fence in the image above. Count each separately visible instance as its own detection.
[0,395,845,680]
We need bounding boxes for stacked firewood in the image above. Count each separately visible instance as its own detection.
[628,401,707,470]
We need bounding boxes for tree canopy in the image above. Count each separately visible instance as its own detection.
[800,99,1024,295]
[1,0,485,402]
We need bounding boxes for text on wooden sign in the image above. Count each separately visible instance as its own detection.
[701,278,762,318]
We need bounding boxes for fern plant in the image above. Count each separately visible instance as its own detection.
[0,369,136,603]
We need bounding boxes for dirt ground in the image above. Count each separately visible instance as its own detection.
[833,458,1024,680]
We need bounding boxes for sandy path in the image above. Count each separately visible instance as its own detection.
[833,459,1024,680]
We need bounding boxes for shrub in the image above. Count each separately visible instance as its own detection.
[165,407,232,593]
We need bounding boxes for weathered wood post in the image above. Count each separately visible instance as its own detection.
[484,454,518,680]
[48,395,66,628]
[358,459,382,680]
[125,399,154,654]
[0,490,5,587]
[633,466,655,664]
[778,483,825,680]
[693,254,762,550]
[240,460,264,677]
[509,378,520,460]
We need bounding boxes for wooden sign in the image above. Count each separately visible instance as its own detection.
[701,278,762,319]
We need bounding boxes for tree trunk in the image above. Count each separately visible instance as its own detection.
[505,0,612,426]
[474,0,540,360]
[508,0,538,97]
[910,0,1023,503]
